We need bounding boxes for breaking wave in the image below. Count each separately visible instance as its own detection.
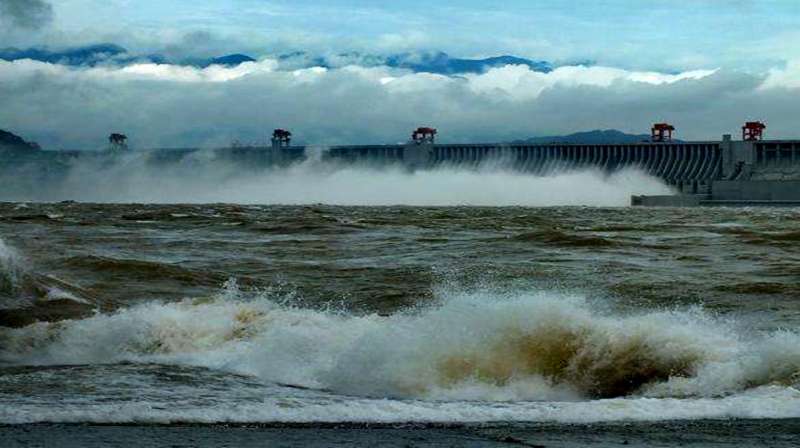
[0,237,23,304]
[2,281,798,406]
[0,237,97,325]
[508,229,618,248]
[0,152,672,206]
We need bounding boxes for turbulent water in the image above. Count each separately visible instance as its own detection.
[1,169,799,433]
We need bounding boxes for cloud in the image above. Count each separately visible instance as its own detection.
[1,1,797,75]
[760,60,800,90]
[0,0,53,28]
[0,58,797,151]
[461,65,718,101]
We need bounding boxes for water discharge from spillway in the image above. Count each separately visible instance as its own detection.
[2,153,672,205]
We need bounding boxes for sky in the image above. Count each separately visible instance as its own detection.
[6,0,800,69]
[1,0,800,148]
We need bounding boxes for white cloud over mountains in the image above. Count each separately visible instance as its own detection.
[6,1,798,72]
[1,58,799,149]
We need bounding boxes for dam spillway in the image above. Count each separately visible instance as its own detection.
[326,140,725,193]
[315,134,800,199]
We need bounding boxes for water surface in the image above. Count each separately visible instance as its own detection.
[1,203,799,444]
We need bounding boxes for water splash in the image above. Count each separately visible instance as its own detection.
[1,153,672,205]
[0,237,94,315]
[0,238,25,306]
[2,283,798,403]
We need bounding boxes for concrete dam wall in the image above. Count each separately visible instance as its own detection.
[3,132,800,203]
[320,138,750,193]
[306,135,800,201]
[326,141,725,193]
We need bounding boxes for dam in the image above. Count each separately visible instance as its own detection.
[2,123,799,205]
[289,124,800,204]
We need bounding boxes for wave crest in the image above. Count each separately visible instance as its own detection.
[0,238,100,327]
[436,323,700,399]
[1,284,798,402]
[0,238,22,296]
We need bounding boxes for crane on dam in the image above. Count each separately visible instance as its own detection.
[271,129,292,148]
[651,123,675,142]
[742,121,766,141]
[412,127,437,145]
[108,133,128,151]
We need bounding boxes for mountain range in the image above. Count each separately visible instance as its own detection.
[0,129,41,151]
[0,44,161,67]
[277,51,553,74]
[0,44,553,74]
[516,129,679,144]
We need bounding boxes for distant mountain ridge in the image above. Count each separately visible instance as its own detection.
[0,44,553,74]
[516,129,682,144]
[206,54,257,67]
[388,52,552,74]
[0,129,40,151]
[0,44,165,66]
[278,51,552,74]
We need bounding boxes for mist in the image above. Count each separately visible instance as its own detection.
[2,154,672,206]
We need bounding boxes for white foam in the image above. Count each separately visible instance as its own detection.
[2,285,798,404]
[43,286,89,304]
[0,237,21,279]
[1,385,798,425]
[0,238,91,309]
[0,237,27,309]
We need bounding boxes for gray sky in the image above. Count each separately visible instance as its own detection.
[1,0,799,148]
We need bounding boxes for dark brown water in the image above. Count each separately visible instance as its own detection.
[3,203,800,321]
[1,202,799,445]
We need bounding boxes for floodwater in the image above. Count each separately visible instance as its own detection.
[1,199,800,446]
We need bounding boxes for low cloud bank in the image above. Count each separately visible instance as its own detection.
[0,57,799,150]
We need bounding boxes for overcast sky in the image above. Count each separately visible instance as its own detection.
[2,0,797,69]
[1,0,800,148]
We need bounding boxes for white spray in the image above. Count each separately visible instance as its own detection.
[1,152,673,205]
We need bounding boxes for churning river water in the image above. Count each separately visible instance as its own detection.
[1,171,800,446]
